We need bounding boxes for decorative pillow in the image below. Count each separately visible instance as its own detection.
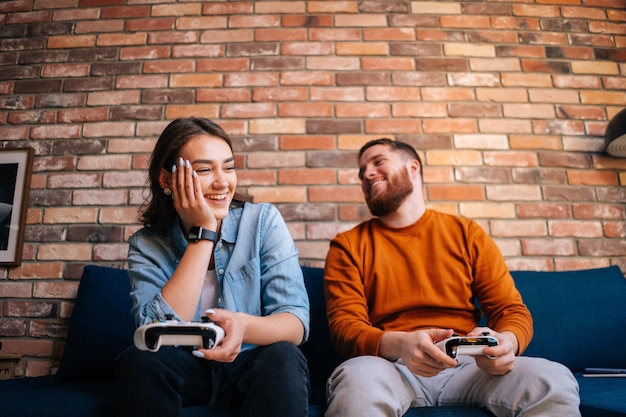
[56,265,135,380]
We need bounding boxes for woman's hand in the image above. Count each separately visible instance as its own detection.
[192,308,244,363]
[170,157,217,232]
[192,309,305,363]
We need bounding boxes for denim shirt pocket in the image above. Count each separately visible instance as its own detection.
[222,257,262,316]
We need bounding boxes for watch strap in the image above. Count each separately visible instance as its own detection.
[188,226,218,243]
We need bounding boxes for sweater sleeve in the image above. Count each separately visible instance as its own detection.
[468,221,533,354]
[324,232,384,358]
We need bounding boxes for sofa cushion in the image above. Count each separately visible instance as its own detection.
[299,266,344,404]
[56,266,135,380]
[510,266,626,372]
[0,376,116,417]
[577,374,626,417]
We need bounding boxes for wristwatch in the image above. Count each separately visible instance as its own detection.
[187,226,218,243]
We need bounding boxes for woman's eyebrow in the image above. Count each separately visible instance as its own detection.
[191,156,235,164]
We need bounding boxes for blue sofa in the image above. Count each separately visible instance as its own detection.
[0,264,625,417]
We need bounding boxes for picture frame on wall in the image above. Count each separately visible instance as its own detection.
[0,147,34,266]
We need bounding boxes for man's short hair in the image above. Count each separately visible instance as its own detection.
[358,138,423,176]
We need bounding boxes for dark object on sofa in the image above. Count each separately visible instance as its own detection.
[605,107,626,157]
[0,265,625,417]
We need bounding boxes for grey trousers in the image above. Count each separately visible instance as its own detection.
[325,355,581,417]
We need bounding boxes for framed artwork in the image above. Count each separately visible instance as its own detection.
[0,147,34,266]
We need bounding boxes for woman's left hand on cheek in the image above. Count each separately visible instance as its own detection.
[171,158,216,229]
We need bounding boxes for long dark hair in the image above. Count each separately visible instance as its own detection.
[139,117,252,230]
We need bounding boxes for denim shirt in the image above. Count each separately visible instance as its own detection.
[127,202,310,347]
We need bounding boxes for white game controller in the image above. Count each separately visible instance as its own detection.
[134,318,224,352]
[436,333,499,359]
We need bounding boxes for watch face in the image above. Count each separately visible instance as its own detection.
[188,227,201,242]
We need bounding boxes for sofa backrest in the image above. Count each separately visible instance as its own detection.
[57,265,135,380]
[299,266,345,387]
[58,264,625,384]
[509,265,626,372]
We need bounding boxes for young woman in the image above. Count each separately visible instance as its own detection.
[115,117,310,417]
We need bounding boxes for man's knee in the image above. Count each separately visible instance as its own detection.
[327,356,406,398]
[326,356,415,417]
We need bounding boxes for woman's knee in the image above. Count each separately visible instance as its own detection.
[247,342,309,391]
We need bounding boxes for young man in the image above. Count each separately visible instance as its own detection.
[323,138,580,416]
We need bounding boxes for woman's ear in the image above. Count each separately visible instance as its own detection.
[158,168,171,190]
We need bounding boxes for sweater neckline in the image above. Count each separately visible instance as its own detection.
[371,209,433,235]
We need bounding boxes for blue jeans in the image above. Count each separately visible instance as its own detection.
[115,342,309,417]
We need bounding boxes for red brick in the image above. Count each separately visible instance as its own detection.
[309,28,362,41]
[119,45,171,60]
[522,238,578,256]
[97,33,147,47]
[248,186,307,203]
[9,262,63,279]
[6,10,52,24]
[48,35,96,49]
[57,107,108,123]
[8,110,57,125]
[75,19,124,34]
[126,18,175,32]
[427,185,485,201]
[280,135,336,150]
[279,168,335,185]
[143,60,195,73]
[277,102,332,118]
[100,5,150,19]
[309,186,363,203]
[549,221,603,238]
[517,203,571,219]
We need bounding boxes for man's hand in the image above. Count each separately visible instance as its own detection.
[380,328,458,377]
[468,327,517,375]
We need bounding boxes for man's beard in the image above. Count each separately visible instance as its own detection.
[365,167,413,217]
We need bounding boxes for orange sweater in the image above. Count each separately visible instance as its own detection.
[324,209,532,359]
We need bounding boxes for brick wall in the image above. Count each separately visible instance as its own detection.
[1,0,625,376]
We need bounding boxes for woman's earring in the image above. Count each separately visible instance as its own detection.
[163,188,172,196]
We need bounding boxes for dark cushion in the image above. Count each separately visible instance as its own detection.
[56,266,135,380]
[511,266,626,372]
[0,376,116,417]
[299,266,344,405]
[577,373,626,417]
